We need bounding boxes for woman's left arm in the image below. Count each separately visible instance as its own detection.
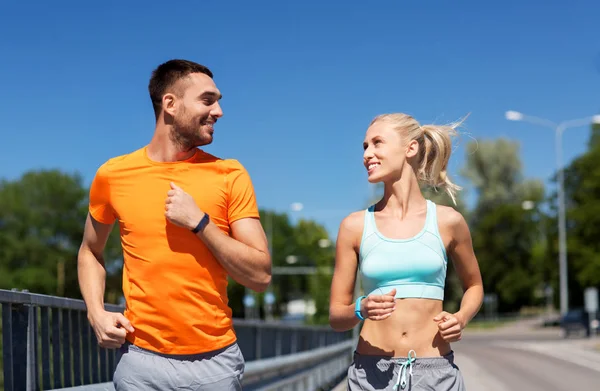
[434,210,484,341]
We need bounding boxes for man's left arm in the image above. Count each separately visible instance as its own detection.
[164,168,271,292]
[194,215,271,292]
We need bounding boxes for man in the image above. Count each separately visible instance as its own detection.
[77,59,271,390]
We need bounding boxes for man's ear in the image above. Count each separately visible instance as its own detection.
[162,93,177,117]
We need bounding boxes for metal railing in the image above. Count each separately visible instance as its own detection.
[233,319,348,362]
[1,289,352,391]
[243,340,353,390]
[1,289,122,391]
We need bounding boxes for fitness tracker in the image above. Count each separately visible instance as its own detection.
[191,213,210,234]
[355,295,366,320]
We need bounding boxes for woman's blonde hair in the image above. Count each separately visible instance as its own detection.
[370,113,464,205]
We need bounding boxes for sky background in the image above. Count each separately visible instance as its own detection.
[1,0,599,238]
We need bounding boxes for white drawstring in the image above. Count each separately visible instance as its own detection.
[393,350,416,390]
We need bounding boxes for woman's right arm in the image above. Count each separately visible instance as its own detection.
[329,212,396,331]
[329,213,363,331]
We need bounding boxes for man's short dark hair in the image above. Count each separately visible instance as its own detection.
[148,59,213,120]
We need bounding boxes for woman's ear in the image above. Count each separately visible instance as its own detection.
[406,139,419,159]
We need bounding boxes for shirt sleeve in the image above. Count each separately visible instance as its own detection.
[226,161,260,223]
[89,162,117,224]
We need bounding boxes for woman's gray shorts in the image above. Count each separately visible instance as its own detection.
[113,342,244,391]
[347,350,466,391]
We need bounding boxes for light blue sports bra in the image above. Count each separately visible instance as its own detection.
[358,200,448,300]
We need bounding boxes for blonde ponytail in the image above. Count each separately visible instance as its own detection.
[369,113,465,205]
[418,123,462,205]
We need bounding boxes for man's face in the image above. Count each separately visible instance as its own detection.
[169,73,223,150]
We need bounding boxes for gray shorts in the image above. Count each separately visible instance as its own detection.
[348,350,466,391]
[113,342,245,391]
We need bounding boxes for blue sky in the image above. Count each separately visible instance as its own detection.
[1,0,599,238]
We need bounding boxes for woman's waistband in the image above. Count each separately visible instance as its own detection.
[353,350,456,370]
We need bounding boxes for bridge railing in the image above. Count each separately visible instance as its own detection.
[1,289,352,391]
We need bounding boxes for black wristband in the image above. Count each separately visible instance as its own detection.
[191,214,210,233]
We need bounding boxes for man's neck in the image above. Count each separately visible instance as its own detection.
[146,126,196,163]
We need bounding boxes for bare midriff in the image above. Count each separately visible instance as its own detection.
[356,298,451,358]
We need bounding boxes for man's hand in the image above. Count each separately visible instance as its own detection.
[89,310,134,349]
[360,289,397,321]
[165,182,204,230]
[433,311,465,343]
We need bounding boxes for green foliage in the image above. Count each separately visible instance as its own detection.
[226,210,335,324]
[0,170,87,296]
[461,138,548,312]
[558,128,600,305]
[470,203,543,311]
[0,170,123,302]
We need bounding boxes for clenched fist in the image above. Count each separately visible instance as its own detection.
[433,311,465,342]
[359,288,397,321]
[165,182,204,230]
[89,310,134,349]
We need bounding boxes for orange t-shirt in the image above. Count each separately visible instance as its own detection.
[88,146,260,354]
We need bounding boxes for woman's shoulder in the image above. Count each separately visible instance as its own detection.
[336,209,370,246]
[434,203,468,231]
[339,210,367,233]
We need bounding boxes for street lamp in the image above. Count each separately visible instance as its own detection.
[521,200,535,211]
[505,110,600,315]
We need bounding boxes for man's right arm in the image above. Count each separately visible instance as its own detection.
[78,214,134,348]
[77,214,112,318]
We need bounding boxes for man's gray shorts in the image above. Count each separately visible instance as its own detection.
[347,350,466,391]
[113,342,244,390]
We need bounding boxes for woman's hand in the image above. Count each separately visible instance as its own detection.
[433,311,466,342]
[360,289,396,320]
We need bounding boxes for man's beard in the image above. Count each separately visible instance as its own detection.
[170,114,212,151]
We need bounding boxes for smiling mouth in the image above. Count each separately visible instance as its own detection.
[201,121,215,131]
[367,162,380,173]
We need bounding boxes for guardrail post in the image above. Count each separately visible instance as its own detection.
[27,303,38,391]
[2,302,29,391]
[255,324,262,360]
[275,329,282,356]
[290,329,297,353]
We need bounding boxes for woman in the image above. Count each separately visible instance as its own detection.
[329,113,483,391]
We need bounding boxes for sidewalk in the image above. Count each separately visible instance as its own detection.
[491,337,600,373]
[454,353,508,391]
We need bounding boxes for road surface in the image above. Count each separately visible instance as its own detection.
[455,331,600,390]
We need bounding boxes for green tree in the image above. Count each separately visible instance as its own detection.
[0,170,123,302]
[227,210,334,323]
[461,138,547,312]
[0,170,88,296]
[293,219,334,324]
[559,120,600,307]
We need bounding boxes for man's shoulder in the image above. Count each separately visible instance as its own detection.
[199,151,249,175]
[97,148,146,174]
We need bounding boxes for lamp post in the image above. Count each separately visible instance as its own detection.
[505,111,600,315]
